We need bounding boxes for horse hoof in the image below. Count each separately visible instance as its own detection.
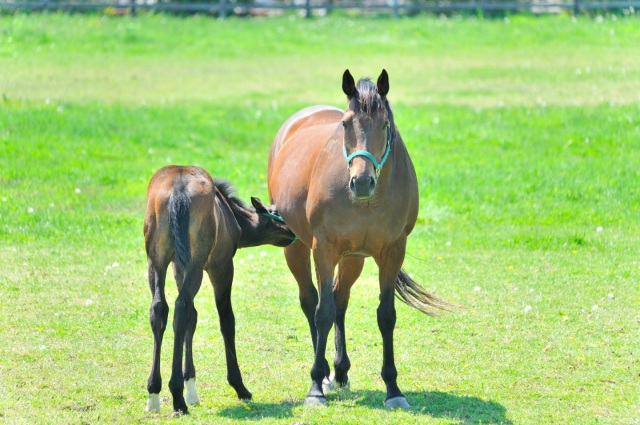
[333,378,350,391]
[323,373,350,393]
[170,410,188,418]
[185,379,200,405]
[304,395,328,407]
[145,394,161,413]
[384,396,410,409]
[234,386,253,401]
[322,377,334,393]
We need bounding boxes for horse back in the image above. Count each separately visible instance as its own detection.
[268,105,342,177]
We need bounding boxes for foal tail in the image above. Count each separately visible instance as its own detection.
[395,269,454,316]
[168,186,192,271]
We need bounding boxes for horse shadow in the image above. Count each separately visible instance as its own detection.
[216,390,512,424]
[345,390,512,424]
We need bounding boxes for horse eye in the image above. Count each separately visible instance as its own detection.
[341,121,347,128]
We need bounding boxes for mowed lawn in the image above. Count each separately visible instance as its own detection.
[0,13,639,425]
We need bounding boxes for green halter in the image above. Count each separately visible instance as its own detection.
[342,124,392,179]
[259,212,299,244]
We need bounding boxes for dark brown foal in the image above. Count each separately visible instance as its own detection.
[144,165,295,414]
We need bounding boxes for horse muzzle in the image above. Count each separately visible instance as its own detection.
[349,174,376,200]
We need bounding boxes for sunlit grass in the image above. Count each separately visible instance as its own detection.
[1,13,639,425]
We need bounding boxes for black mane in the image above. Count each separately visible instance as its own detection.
[355,77,397,146]
[214,179,247,210]
[355,77,383,114]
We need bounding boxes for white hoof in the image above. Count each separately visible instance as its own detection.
[322,377,334,393]
[184,378,200,405]
[304,396,328,407]
[323,373,350,393]
[145,393,161,413]
[333,378,350,391]
[384,396,410,409]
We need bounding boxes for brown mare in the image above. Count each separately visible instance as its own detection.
[144,165,296,414]
[268,70,450,408]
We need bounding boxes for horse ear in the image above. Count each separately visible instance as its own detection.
[342,69,357,98]
[251,197,268,213]
[377,69,389,97]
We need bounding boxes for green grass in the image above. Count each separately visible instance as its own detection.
[1,12,639,425]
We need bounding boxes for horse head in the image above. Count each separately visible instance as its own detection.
[250,197,297,247]
[341,69,393,201]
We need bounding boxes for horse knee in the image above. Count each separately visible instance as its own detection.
[299,288,318,312]
[150,300,169,331]
[315,301,336,334]
[376,305,396,334]
[173,296,194,330]
[189,306,198,327]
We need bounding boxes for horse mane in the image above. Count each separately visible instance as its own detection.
[355,77,383,114]
[214,179,247,210]
[356,77,398,146]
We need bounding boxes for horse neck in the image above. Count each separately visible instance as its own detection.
[229,203,271,249]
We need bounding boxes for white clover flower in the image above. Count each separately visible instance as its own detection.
[524,305,532,313]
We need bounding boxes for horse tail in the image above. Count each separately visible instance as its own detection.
[395,269,454,316]
[168,185,192,271]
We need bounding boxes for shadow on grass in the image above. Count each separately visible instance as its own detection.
[216,400,296,421]
[344,390,513,424]
[216,390,511,424]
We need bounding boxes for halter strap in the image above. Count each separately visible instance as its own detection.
[259,212,299,244]
[342,124,392,179]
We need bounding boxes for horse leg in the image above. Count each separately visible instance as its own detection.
[146,258,169,413]
[168,267,203,415]
[304,242,338,406]
[206,260,252,400]
[183,305,199,405]
[332,257,364,390]
[375,240,410,409]
[172,263,200,406]
[284,242,330,383]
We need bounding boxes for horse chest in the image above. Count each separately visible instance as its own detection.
[311,201,409,254]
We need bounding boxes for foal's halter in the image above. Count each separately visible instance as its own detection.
[259,212,299,244]
[342,124,392,179]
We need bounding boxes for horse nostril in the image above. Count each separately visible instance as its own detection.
[369,176,376,189]
[350,177,357,190]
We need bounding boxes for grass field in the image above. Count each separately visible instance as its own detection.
[1,12,639,425]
